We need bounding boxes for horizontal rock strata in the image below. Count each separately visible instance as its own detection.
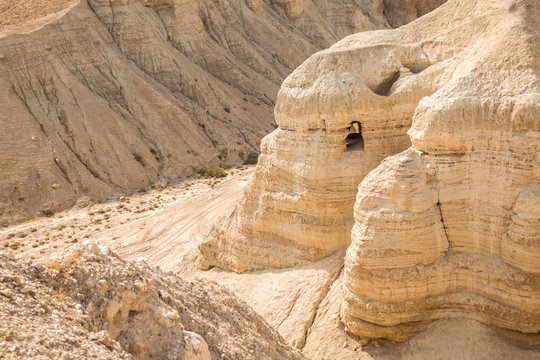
[341,0,540,343]
[199,4,454,272]
[1,0,410,224]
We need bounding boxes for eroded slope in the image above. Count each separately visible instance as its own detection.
[0,243,304,359]
[0,0,447,225]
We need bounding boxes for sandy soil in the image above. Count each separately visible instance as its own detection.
[2,166,255,271]
[0,0,78,35]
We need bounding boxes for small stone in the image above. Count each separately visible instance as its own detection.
[21,287,35,296]
[134,280,145,293]
[105,301,121,322]
[95,330,116,348]
[1,289,15,299]
[98,279,109,293]
[0,252,15,260]
[165,310,180,321]
[12,275,23,286]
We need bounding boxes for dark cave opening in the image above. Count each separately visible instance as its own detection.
[346,121,364,151]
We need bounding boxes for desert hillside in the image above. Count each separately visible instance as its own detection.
[0,241,304,359]
[0,0,444,225]
[1,0,539,359]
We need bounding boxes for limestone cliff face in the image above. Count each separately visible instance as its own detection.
[199,3,451,273]
[341,0,540,343]
[1,0,408,224]
[200,0,539,343]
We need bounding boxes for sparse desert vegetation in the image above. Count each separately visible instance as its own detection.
[243,152,259,165]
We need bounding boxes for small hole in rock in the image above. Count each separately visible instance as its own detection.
[346,122,364,151]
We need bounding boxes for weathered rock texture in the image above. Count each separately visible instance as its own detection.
[341,0,540,343]
[199,0,539,344]
[0,244,304,359]
[0,0,447,225]
[199,1,448,273]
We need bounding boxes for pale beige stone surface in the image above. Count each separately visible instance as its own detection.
[200,0,539,347]
[199,0,453,272]
[303,275,540,360]
[342,0,540,344]
[4,168,538,359]
[200,249,344,349]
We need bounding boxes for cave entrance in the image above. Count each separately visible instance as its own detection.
[346,121,364,151]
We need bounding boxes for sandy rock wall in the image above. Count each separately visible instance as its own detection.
[341,0,540,343]
[199,4,453,273]
[1,0,401,224]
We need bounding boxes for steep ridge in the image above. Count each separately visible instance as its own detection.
[0,0,448,225]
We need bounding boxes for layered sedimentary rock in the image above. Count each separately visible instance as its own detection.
[1,0,411,224]
[341,0,540,343]
[199,2,451,273]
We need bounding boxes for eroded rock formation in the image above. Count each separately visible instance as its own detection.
[0,244,304,359]
[0,0,446,225]
[0,0,381,225]
[200,0,539,344]
[340,0,540,343]
[199,2,451,273]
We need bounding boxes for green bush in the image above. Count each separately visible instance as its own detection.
[243,152,259,165]
[198,166,228,178]
[219,162,232,170]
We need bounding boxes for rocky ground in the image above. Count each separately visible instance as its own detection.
[0,243,304,359]
[2,167,539,359]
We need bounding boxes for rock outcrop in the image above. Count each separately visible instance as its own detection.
[0,0,446,225]
[200,0,539,344]
[0,244,304,359]
[340,0,540,343]
[199,1,450,273]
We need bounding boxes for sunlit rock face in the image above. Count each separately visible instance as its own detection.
[341,0,540,344]
[199,2,452,273]
[200,0,539,345]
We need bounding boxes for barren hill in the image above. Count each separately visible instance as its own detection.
[0,0,444,225]
[0,243,305,359]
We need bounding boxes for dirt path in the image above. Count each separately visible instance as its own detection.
[2,166,255,271]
